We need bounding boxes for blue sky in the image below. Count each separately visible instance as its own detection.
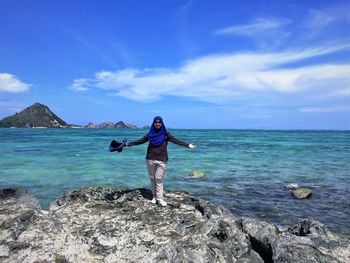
[1,0,350,129]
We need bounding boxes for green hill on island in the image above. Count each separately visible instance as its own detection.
[0,103,67,128]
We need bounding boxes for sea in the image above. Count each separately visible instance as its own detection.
[1,128,349,236]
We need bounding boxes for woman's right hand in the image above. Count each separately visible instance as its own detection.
[189,143,197,149]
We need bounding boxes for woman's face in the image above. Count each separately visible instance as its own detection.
[154,120,162,129]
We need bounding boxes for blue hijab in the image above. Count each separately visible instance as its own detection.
[148,116,167,146]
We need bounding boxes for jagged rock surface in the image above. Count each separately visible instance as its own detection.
[0,187,349,263]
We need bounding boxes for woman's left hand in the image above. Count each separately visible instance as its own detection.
[189,143,197,149]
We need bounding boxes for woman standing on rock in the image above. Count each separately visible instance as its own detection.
[126,116,197,206]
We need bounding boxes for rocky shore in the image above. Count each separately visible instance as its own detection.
[1,187,349,263]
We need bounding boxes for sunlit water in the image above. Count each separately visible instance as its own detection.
[1,128,349,235]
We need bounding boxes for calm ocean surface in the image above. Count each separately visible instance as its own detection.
[1,128,349,235]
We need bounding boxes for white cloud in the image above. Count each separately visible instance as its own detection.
[70,43,350,103]
[0,73,30,92]
[254,64,350,93]
[71,78,90,92]
[214,18,291,37]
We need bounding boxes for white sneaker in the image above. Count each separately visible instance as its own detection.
[151,197,156,204]
[157,199,167,207]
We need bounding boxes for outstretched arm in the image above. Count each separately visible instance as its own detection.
[126,134,149,147]
[167,133,197,148]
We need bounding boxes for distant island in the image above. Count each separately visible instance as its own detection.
[0,103,139,128]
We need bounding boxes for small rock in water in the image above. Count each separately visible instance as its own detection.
[188,171,205,178]
[292,188,312,199]
[284,183,299,190]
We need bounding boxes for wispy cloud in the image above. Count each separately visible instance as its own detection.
[214,17,292,48]
[299,105,350,113]
[70,79,90,92]
[327,87,350,97]
[214,18,291,37]
[215,6,350,49]
[306,9,336,33]
[0,73,30,93]
[177,0,194,15]
[299,6,350,43]
[70,43,350,103]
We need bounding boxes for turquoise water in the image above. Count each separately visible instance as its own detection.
[1,128,349,234]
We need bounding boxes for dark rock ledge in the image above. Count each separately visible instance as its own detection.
[0,188,349,263]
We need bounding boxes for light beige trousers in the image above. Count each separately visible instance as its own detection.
[146,159,167,200]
